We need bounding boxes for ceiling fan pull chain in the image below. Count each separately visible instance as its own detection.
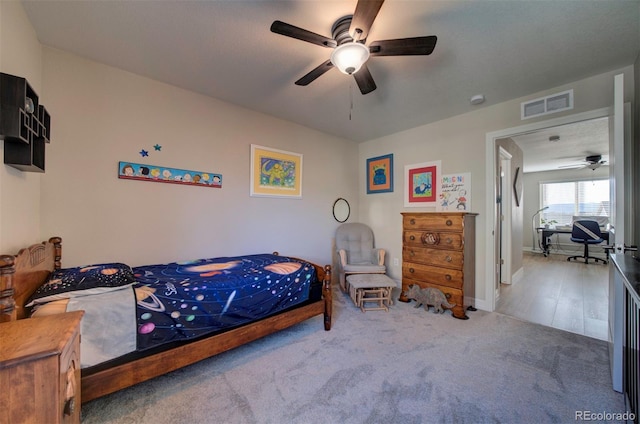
[349,82,354,121]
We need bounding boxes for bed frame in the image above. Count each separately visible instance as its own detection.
[0,237,332,403]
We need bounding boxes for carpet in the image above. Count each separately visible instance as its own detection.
[81,287,626,423]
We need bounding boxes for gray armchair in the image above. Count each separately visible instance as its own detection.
[335,223,386,292]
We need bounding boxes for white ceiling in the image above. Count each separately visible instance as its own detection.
[20,0,640,148]
[511,117,610,174]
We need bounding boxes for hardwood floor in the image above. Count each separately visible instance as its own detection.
[495,251,609,341]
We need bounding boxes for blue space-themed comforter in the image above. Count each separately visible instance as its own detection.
[132,254,316,351]
[32,253,319,368]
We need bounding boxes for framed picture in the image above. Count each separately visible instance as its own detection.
[366,153,394,194]
[513,166,523,207]
[404,160,441,207]
[437,172,471,211]
[250,144,302,198]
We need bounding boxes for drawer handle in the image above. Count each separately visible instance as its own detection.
[446,256,452,262]
[410,235,415,241]
[409,268,415,273]
[445,274,452,281]
[445,238,453,244]
[64,360,77,416]
[64,398,76,416]
[410,219,416,225]
[421,233,440,245]
[446,219,453,226]
[410,250,415,256]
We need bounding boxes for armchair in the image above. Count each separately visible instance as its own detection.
[335,223,386,292]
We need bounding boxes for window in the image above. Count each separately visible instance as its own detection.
[540,179,609,226]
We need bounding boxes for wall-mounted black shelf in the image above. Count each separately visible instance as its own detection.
[1,73,51,172]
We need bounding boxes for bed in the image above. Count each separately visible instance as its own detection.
[0,237,332,403]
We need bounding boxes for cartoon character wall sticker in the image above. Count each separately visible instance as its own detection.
[119,161,222,188]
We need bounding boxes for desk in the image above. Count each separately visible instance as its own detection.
[536,227,610,257]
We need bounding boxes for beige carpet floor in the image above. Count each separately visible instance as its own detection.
[81,287,626,423]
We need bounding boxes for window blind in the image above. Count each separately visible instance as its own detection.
[540,179,609,226]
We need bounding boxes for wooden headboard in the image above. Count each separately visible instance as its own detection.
[0,237,61,322]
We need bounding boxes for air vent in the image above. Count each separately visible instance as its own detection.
[521,89,573,120]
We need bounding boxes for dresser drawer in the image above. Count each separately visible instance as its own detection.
[0,311,83,424]
[403,262,463,289]
[403,214,464,231]
[403,246,464,270]
[403,231,463,250]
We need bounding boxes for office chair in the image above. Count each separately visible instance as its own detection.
[566,220,607,264]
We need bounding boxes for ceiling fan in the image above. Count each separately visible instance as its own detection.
[270,0,437,95]
[559,154,608,171]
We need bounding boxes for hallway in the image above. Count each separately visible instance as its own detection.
[495,252,609,341]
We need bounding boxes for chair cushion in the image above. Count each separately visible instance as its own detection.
[336,223,376,264]
[347,274,396,289]
[571,237,604,244]
[344,264,386,274]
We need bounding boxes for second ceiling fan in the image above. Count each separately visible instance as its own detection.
[270,0,437,95]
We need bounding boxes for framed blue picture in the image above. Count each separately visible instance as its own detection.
[366,154,393,194]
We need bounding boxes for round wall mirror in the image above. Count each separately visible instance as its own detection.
[333,198,350,223]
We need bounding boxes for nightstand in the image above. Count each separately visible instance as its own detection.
[0,311,83,424]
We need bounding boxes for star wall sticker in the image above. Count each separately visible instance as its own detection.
[139,149,149,157]
[154,144,162,151]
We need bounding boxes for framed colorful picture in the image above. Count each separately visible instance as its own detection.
[404,160,441,207]
[250,144,302,198]
[437,172,471,211]
[366,153,394,194]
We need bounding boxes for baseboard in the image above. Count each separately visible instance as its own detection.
[472,297,490,312]
[512,267,524,284]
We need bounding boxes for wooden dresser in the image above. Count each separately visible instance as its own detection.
[400,212,477,319]
[0,311,83,424]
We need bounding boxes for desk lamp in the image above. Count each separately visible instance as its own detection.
[531,206,549,251]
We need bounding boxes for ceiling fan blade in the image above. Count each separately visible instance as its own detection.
[349,0,385,41]
[369,36,437,56]
[295,60,334,86]
[270,20,336,48]
[353,64,377,95]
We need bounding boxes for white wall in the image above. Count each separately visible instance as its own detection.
[358,65,635,312]
[2,1,636,305]
[40,48,358,268]
[0,1,43,252]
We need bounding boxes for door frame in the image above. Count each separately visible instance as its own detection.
[498,146,513,290]
[484,107,611,312]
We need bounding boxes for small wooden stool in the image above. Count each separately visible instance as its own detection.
[346,274,397,312]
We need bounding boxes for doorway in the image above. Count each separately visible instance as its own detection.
[484,107,612,313]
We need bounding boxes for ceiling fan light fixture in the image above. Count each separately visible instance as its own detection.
[330,42,370,75]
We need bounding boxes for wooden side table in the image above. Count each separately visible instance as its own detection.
[0,311,84,424]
